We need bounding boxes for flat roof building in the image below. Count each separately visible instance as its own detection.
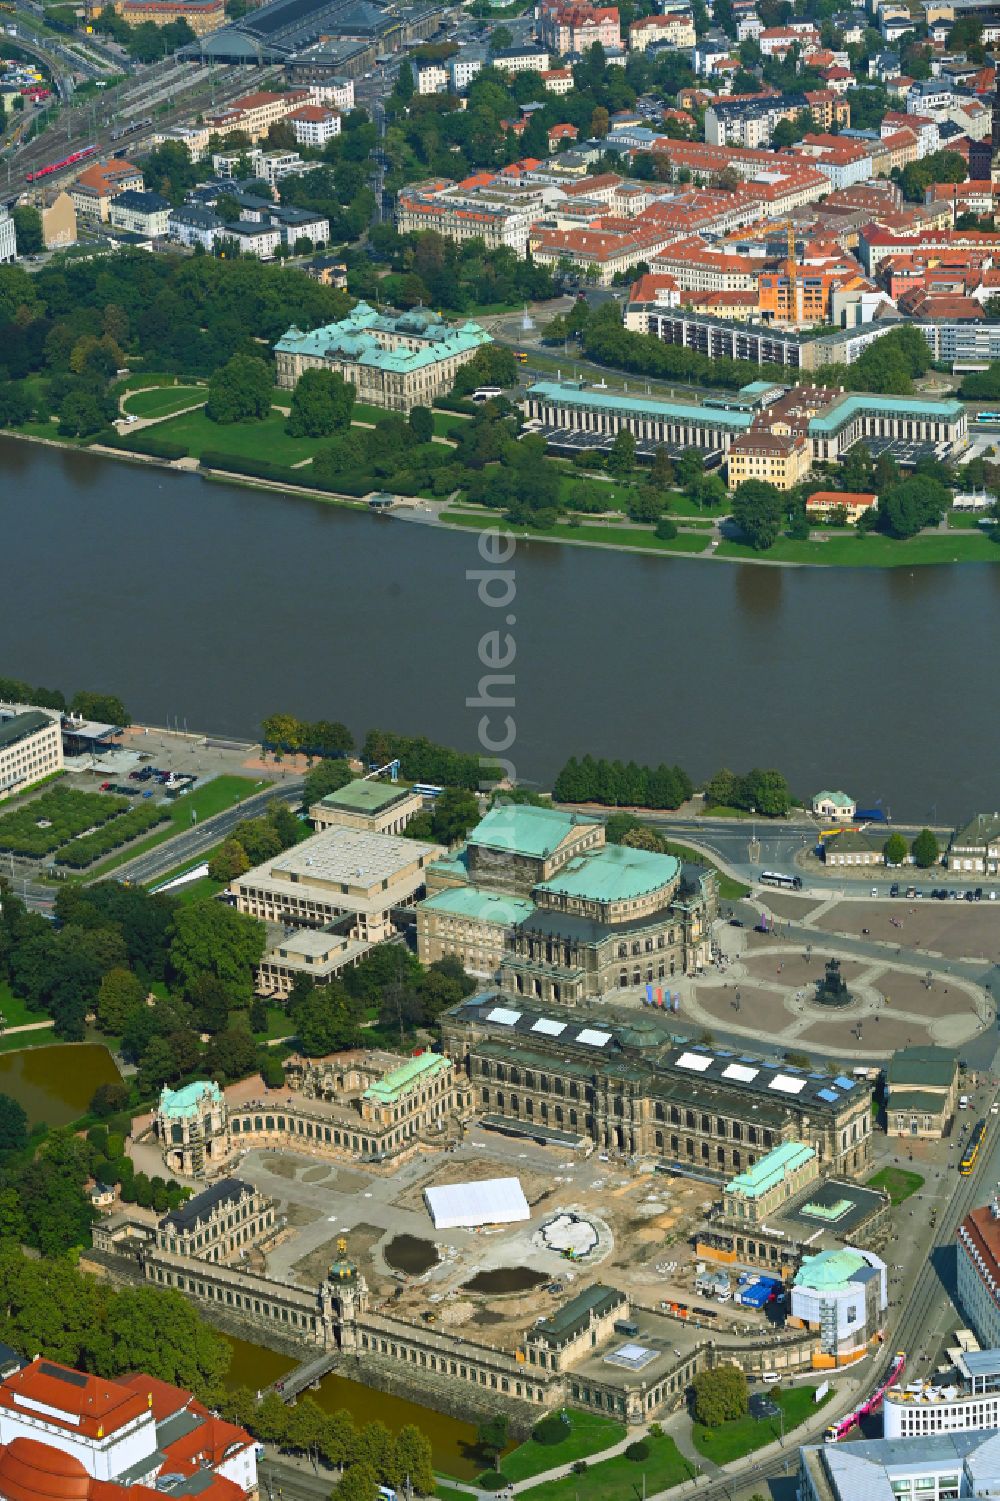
[799,1432,1000,1501]
[309,778,424,836]
[0,705,63,800]
[229,825,443,945]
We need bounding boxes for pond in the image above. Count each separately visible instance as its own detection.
[384,1235,440,1276]
[463,1268,549,1296]
[221,1335,492,1479]
[0,1042,122,1126]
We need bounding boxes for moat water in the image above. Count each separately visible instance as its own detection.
[5,436,1000,819]
[0,1042,121,1126]
[221,1335,493,1478]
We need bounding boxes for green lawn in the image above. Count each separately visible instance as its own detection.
[442,512,711,556]
[867,1166,924,1204]
[0,981,51,1030]
[692,1384,831,1464]
[509,1433,692,1501]
[716,531,1000,567]
[147,406,335,467]
[0,1025,57,1055]
[123,386,206,419]
[85,775,264,876]
[700,805,752,820]
[499,1413,626,1483]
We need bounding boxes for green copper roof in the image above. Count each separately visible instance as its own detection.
[792,1247,868,1291]
[725,1140,815,1199]
[814,791,853,805]
[275,301,491,373]
[420,885,536,924]
[470,804,599,859]
[536,844,679,904]
[319,780,411,813]
[362,1051,450,1105]
[159,1080,222,1118]
[528,381,754,430]
[807,393,963,435]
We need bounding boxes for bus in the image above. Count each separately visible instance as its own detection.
[975,412,1000,423]
[760,871,803,890]
[960,1120,986,1176]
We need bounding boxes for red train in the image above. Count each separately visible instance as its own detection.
[25,143,98,184]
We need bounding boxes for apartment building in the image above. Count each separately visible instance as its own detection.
[539,0,621,53]
[308,77,354,110]
[0,706,63,800]
[416,61,448,93]
[528,221,676,283]
[87,0,224,31]
[628,12,695,48]
[705,90,849,149]
[0,206,14,264]
[108,189,171,237]
[286,103,341,145]
[397,183,534,253]
[958,1204,1000,1351]
[541,67,573,93]
[205,89,309,144]
[492,43,549,73]
[651,237,761,292]
[791,134,873,189]
[70,159,143,222]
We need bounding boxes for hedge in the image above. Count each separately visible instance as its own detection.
[200,452,376,498]
[54,804,169,867]
[433,395,478,416]
[0,788,128,857]
[107,433,189,460]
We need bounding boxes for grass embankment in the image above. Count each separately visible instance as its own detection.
[658,840,750,901]
[123,386,206,419]
[498,1413,626,1483]
[84,775,264,876]
[442,510,711,555]
[511,1433,692,1501]
[692,1385,831,1464]
[866,1166,924,1204]
[716,531,1000,567]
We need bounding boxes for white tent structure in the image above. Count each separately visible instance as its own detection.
[424,1177,530,1230]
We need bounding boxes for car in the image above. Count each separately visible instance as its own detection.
[991,891,998,901]
[128,770,142,780]
[949,889,961,900]
[890,883,900,897]
[729,917,744,927]
[142,790,154,798]
[991,1104,999,1115]
[99,781,112,790]
[913,888,923,898]
[966,890,976,901]
[871,886,878,897]
[975,888,983,901]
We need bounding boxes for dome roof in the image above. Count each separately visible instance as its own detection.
[0,1438,94,1501]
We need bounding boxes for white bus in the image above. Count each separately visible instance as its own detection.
[760,871,802,890]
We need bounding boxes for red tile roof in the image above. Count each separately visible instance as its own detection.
[0,1365,147,1442]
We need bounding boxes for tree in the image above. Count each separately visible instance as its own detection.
[395,59,414,101]
[0,1095,27,1156]
[884,832,908,867]
[168,900,266,1007]
[395,1425,435,1495]
[91,1081,131,1118]
[731,480,783,551]
[205,354,273,425]
[691,1366,748,1427]
[207,839,251,883]
[294,989,363,1056]
[911,828,939,868]
[430,787,480,844]
[97,968,146,1035]
[286,368,355,438]
[476,1414,509,1467]
[409,405,433,444]
[742,768,791,818]
[591,106,610,138]
[489,24,512,51]
[609,428,636,478]
[333,1466,379,1501]
[11,206,43,255]
[303,758,355,806]
[98,1286,231,1391]
[69,692,130,727]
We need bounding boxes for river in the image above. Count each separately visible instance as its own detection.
[4,436,1000,820]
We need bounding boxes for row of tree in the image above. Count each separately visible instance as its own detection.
[553,757,694,810]
[0,677,128,723]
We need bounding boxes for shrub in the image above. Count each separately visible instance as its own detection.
[476,1472,507,1491]
[571,1461,588,1475]
[0,787,128,856]
[655,517,678,540]
[625,1441,650,1462]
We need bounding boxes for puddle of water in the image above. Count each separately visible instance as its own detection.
[384,1234,440,1275]
[464,1267,548,1295]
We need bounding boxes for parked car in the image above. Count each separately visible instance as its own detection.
[975,888,983,900]
[99,781,112,791]
[890,883,900,897]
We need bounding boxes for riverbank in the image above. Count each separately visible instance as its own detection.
[5,422,997,571]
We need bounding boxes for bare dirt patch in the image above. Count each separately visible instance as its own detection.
[393,1156,554,1215]
[758,893,826,920]
[289,1223,385,1287]
[692,986,793,1033]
